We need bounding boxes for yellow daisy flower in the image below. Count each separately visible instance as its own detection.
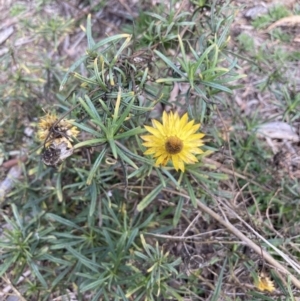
[141,111,205,172]
[255,272,275,292]
[37,112,79,148]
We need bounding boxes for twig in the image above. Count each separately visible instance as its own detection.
[114,183,300,287]
[203,157,271,192]
[181,212,201,237]
[1,273,29,301]
[2,155,27,169]
[192,192,300,289]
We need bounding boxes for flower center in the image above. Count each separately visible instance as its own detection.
[165,136,183,154]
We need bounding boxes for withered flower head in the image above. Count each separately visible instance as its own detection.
[255,272,275,292]
[37,112,79,148]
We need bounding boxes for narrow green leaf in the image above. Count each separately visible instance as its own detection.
[30,261,48,288]
[249,292,275,301]
[201,67,229,76]
[89,180,97,217]
[166,287,183,301]
[84,95,101,120]
[165,22,175,37]
[81,277,108,292]
[11,204,22,230]
[161,168,178,189]
[114,127,145,140]
[50,241,83,250]
[60,55,88,90]
[154,168,166,188]
[74,138,106,150]
[91,33,131,51]
[211,257,227,301]
[154,50,186,78]
[155,77,185,83]
[77,97,97,120]
[98,98,111,115]
[40,254,72,266]
[271,269,288,295]
[91,288,105,301]
[287,275,294,300]
[173,197,184,227]
[113,96,135,135]
[0,256,17,277]
[51,265,74,288]
[125,228,139,250]
[137,183,163,211]
[194,85,208,100]
[140,234,152,257]
[178,35,187,67]
[211,42,219,69]
[185,174,197,208]
[217,17,232,47]
[56,172,63,202]
[87,147,107,185]
[108,138,118,159]
[193,44,215,72]
[145,12,167,22]
[51,232,85,240]
[201,80,232,93]
[93,57,108,91]
[65,245,100,272]
[102,229,115,251]
[72,72,98,85]
[188,169,212,183]
[117,147,138,169]
[70,121,101,137]
[90,118,108,135]
[45,213,81,230]
[115,141,153,165]
[112,35,132,64]
[207,172,228,180]
[86,14,95,49]
[127,165,148,179]
[139,67,149,88]
[126,284,144,298]
[177,21,195,26]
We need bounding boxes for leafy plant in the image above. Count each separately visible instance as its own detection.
[3,0,300,300]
